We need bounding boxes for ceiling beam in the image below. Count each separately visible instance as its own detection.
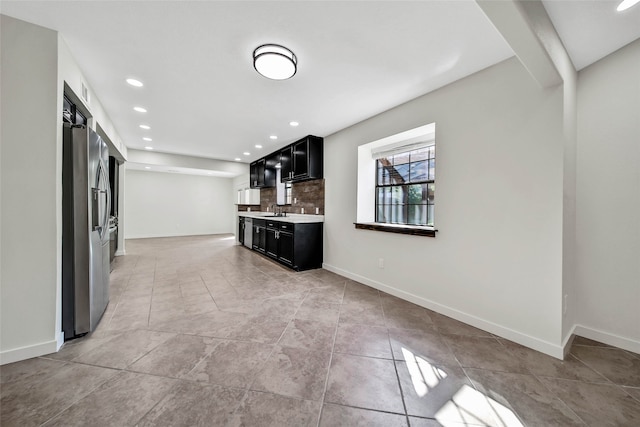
[476,0,563,88]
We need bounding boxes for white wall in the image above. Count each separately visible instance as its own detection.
[575,39,640,352]
[1,15,61,363]
[0,16,132,364]
[125,170,235,239]
[324,57,566,356]
[57,37,127,160]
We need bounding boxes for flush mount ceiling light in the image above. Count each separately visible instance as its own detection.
[126,78,143,87]
[143,137,152,141]
[144,146,153,150]
[617,0,640,11]
[289,121,299,127]
[269,135,278,140]
[139,124,150,130]
[255,145,263,149]
[133,106,147,113]
[253,44,297,80]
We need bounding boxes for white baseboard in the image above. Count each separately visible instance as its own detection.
[323,262,565,359]
[56,331,65,351]
[0,338,60,365]
[561,324,578,358]
[114,249,126,256]
[572,324,640,354]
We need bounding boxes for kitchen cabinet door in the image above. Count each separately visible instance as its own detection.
[280,146,293,182]
[252,221,266,252]
[250,162,258,188]
[265,228,278,259]
[256,159,266,187]
[238,217,245,245]
[292,139,309,179]
[277,231,294,267]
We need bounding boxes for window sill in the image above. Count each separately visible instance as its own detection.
[354,222,437,237]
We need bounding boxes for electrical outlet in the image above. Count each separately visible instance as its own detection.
[378,258,384,269]
[563,294,568,316]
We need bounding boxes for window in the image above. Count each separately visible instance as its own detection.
[355,123,436,236]
[375,145,435,226]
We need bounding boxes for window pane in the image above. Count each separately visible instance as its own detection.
[377,204,392,223]
[393,152,410,165]
[377,166,390,185]
[411,148,428,162]
[391,204,406,224]
[377,187,391,205]
[427,204,435,226]
[428,146,435,160]
[391,163,410,183]
[409,160,427,182]
[407,204,427,225]
[407,184,423,204]
[390,186,405,204]
[428,159,436,180]
[427,183,435,204]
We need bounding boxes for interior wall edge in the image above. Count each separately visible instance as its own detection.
[322,263,565,360]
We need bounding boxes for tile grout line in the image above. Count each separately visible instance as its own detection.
[530,372,588,426]
[379,294,411,426]
[226,281,312,424]
[314,281,345,427]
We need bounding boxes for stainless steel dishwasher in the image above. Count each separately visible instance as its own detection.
[243,217,253,248]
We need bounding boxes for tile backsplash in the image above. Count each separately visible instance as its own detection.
[259,179,324,215]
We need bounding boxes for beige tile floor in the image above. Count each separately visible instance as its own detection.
[2,234,639,426]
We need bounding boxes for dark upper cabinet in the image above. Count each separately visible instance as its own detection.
[251,135,322,188]
[281,135,323,183]
[250,158,275,189]
[249,161,259,188]
[280,146,292,181]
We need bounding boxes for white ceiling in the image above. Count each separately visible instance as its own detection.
[2,1,639,166]
[542,0,640,70]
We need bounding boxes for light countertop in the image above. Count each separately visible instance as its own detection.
[238,211,324,223]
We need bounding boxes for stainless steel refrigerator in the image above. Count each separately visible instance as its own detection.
[62,124,111,339]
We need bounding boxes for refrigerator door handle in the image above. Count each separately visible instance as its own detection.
[94,160,110,240]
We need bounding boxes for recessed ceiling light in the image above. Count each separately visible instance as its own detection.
[235,158,241,161]
[253,44,297,80]
[144,146,153,150]
[617,0,640,11]
[126,78,143,87]
[255,144,263,149]
[289,121,299,127]
[269,135,278,140]
[139,124,150,130]
[243,152,251,156]
[143,137,152,141]
[133,106,147,113]
[144,166,151,169]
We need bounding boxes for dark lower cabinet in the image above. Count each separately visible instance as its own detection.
[238,217,245,245]
[259,220,322,271]
[252,219,266,253]
[265,227,278,258]
[277,230,294,267]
